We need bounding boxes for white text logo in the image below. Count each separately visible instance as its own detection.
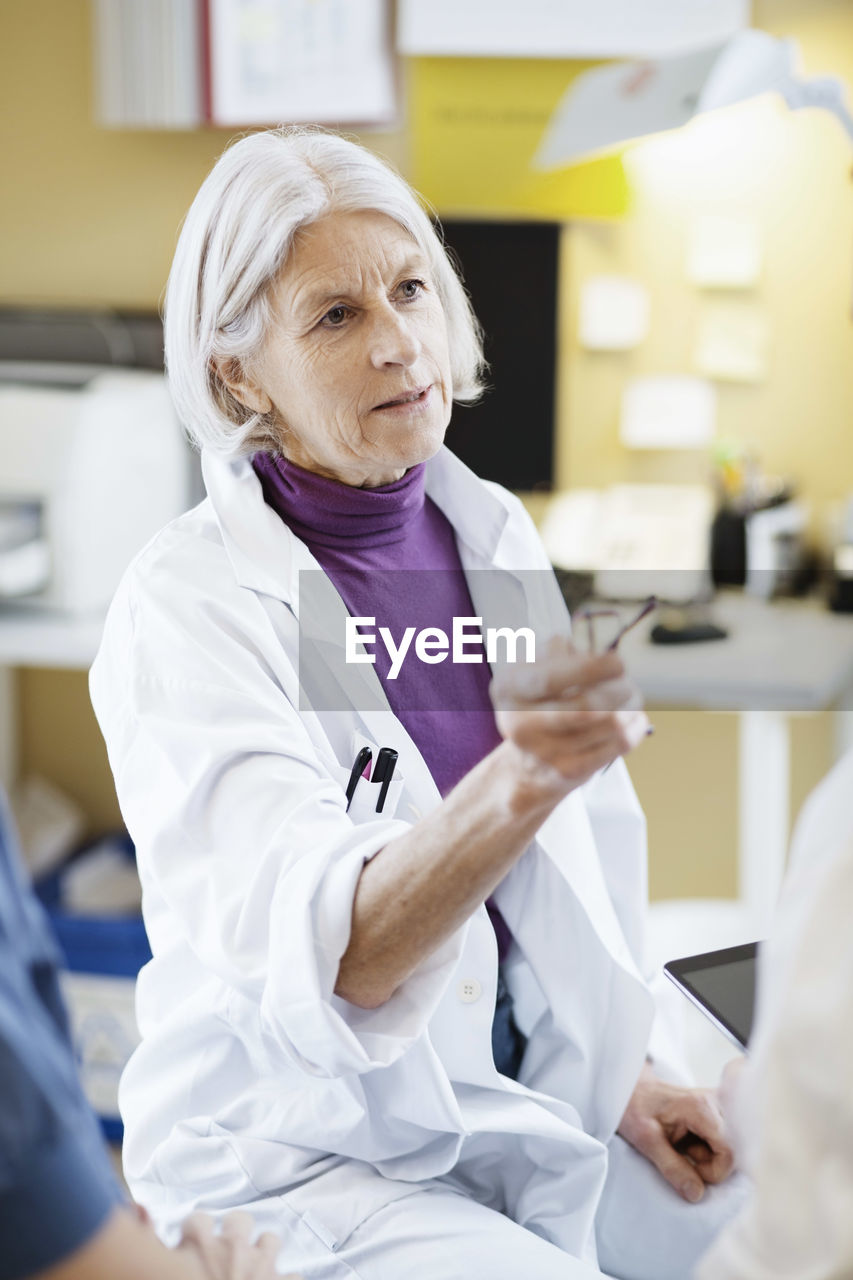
[345,616,536,680]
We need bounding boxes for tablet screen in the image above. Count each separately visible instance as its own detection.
[664,943,759,1050]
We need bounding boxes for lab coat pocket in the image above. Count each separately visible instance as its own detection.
[335,731,405,825]
[285,1170,432,1253]
[347,774,405,824]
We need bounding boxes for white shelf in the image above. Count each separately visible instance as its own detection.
[0,609,105,669]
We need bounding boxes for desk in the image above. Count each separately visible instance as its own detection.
[618,591,853,946]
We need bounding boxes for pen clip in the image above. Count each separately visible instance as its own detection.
[373,747,398,814]
[345,746,373,811]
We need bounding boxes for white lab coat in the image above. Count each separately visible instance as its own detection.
[91,447,678,1268]
[695,749,853,1279]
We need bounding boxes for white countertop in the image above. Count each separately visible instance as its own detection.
[618,591,853,710]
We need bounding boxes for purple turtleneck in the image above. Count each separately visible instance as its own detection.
[252,451,511,958]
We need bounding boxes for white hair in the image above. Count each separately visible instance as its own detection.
[164,126,486,456]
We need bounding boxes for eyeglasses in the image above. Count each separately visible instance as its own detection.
[575,596,658,768]
[576,595,658,655]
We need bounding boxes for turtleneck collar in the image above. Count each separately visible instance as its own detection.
[251,452,427,550]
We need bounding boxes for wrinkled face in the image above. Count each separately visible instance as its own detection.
[246,209,454,488]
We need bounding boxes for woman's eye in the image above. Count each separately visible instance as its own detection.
[398,278,425,300]
[322,305,350,327]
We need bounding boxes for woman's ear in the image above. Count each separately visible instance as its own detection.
[212,357,273,415]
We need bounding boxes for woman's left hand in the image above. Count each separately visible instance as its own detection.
[617,1062,736,1203]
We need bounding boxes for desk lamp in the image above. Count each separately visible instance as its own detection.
[533,28,853,170]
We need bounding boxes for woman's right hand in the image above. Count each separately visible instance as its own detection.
[177,1211,301,1280]
[339,636,648,1010]
[491,636,649,806]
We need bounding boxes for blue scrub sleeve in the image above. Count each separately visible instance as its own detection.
[0,793,125,1279]
[0,1125,122,1280]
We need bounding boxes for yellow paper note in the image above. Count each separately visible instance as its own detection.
[409,57,629,219]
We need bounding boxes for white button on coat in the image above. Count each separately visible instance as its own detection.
[458,978,482,1004]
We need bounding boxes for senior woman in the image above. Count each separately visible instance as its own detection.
[90,128,742,1280]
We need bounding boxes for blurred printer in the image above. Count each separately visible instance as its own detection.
[0,308,196,614]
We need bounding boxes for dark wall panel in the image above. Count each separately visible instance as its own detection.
[440,220,559,492]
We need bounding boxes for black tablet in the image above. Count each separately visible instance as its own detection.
[664,942,760,1051]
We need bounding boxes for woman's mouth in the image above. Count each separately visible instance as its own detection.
[373,386,432,413]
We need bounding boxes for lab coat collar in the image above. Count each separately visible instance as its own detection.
[421,446,512,568]
[201,445,515,610]
[201,444,523,822]
[201,449,322,608]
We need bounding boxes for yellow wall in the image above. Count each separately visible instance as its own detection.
[1,0,407,836]
[551,0,853,897]
[558,0,853,521]
[629,709,835,901]
[1,1,850,892]
[0,1,408,308]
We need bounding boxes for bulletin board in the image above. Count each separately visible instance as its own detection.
[409,57,630,220]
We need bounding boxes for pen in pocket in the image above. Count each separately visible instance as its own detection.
[345,746,373,811]
[372,747,398,813]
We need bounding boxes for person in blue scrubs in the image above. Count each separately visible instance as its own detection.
[0,788,295,1280]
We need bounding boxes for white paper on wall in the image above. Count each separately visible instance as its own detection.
[687,216,762,287]
[620,375,717,449]
[693,302,769,382]
[579,276,650,351]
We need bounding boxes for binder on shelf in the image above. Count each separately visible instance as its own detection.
[92,0,397,130]
[93,0,204,129]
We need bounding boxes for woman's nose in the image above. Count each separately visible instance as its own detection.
[368,305,421,368]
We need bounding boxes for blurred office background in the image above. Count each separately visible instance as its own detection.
[1,0,852,915]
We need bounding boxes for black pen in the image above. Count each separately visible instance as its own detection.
[373,747,398,813]
[345,746,372,811]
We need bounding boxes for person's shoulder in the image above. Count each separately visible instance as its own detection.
[787,749,853,880]
[107,496,240,626]
[769,749,853,956]
[129,496,227,582]
[92,497,250,695]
